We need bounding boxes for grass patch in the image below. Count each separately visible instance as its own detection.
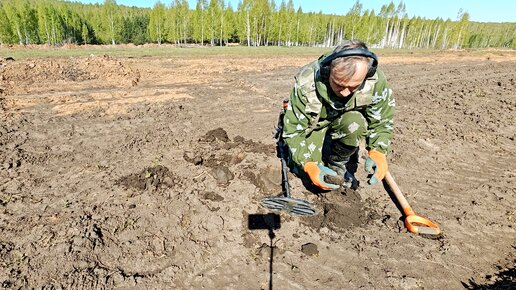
[0,44,331,59]
[1,44,514,60]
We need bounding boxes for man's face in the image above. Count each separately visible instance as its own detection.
[329,61,368,98]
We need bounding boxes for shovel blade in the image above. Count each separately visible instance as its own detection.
[405,215,441,236]
[261,196,317,216]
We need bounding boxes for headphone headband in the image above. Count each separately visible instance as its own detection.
[320,47,378,79]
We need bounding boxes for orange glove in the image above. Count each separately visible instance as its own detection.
[303,161,340,190]
[364,149,388,185]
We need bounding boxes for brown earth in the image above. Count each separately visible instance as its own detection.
[0,49,515,289]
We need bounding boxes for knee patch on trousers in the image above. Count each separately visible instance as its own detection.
[329,111,367,147]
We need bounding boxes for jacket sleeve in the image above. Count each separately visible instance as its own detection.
[282,86,326,168]
[365,70,395,154]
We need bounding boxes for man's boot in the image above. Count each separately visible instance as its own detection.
[325,142,359,190]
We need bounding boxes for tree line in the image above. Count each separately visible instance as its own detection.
[0,0,515,49]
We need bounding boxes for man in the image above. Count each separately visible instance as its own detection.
[282,40,394,191]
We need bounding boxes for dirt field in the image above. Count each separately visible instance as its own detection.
[0,48,515,289]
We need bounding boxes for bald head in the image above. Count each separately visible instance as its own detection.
[329,57,369,98]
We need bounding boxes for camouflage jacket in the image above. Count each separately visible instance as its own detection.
[282,54,395,167]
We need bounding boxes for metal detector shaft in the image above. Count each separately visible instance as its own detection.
[278,138,291,198]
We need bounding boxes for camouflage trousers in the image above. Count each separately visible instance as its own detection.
[323,111,367,183]
[288,111,367,187]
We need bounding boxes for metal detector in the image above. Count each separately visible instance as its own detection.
[260,99,317,216]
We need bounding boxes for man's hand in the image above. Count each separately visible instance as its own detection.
[303,161,340,190]
[364,149,388,185]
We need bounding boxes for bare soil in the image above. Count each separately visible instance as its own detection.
[0,49,515,289]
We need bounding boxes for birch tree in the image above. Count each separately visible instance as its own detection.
[149,2,165,44]
[237,0,252,46]
[207,0,220,45]
[347,0,362,40]
[103,0,118,45]
[193,0,208,44]
[452,9,469,48]
[0,4,15,45]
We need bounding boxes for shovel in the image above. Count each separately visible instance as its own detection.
[261,99,317,216]
[384,172,441,236]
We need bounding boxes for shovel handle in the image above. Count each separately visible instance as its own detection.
[384,172,415,216]
[385,172,441,236]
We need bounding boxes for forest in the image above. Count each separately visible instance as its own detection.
[0,0,515,49]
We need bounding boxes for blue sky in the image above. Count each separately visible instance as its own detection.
[74,0,515,23]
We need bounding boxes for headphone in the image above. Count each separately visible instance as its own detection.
[319,47,378,80]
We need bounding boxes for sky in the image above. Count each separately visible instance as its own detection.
[73,0,516,23]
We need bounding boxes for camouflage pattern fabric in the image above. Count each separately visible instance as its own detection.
[282,56,395,169]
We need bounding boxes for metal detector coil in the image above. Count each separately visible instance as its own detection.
[261,196,316,216]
